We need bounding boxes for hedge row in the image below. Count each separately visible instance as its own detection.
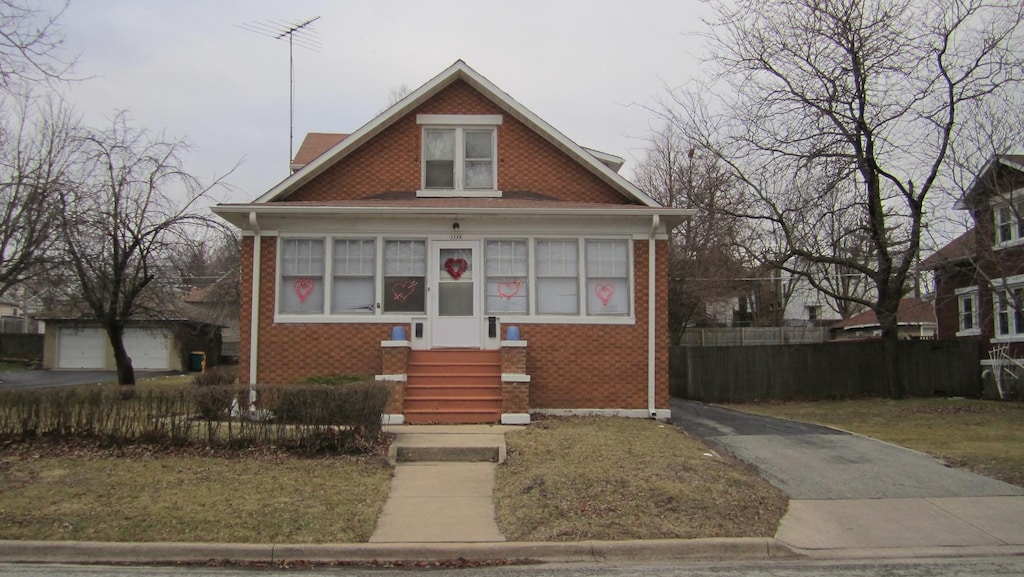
[0,381,389,453]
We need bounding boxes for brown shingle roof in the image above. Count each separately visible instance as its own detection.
[831,297,936,330]
[919,228,976,270]
[291,132,348,168]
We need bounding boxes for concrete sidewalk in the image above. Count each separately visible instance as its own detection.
[776,496,1024,555]
[369,425,516,544]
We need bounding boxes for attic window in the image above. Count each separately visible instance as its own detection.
[418,115,502,198]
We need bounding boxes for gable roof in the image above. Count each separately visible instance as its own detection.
[919,228,976,270]
[254,60,660,207]
[830,298,936,331]
[957,154,1024,210]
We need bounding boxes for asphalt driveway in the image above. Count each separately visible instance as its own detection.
[670,397,1024,500]
[0,370,180,390]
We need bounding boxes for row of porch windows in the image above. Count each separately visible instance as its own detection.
[279,238,630,317]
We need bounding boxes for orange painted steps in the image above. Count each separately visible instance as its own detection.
[404,350,502,424]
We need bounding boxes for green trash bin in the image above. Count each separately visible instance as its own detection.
[189,351,206,373]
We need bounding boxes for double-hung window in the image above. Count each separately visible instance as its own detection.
[332,239,375,313]
[585,240,629,315]
[485,240,528,314]
[418,115,501,195]
[994,196,1024,245]
[535,240,579,315]
[995,287,1024,338]
[955,286,979,335]
[280,239,325,314]
[383,240,426,313]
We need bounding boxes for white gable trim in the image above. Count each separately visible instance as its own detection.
[255,60,660,207]
[417,114,503,126]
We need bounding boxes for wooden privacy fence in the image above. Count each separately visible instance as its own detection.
[670,339,982,402]
[0,334,43,360]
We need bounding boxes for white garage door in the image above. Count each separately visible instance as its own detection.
[124,328,170,370]
[58,327,107,369]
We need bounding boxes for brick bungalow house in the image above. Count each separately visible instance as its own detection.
[212,61,693,424]
[922,154,1024,397]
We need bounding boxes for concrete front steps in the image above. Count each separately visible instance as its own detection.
[404,350,502,424]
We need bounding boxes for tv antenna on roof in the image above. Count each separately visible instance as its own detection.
[237,16,322,170]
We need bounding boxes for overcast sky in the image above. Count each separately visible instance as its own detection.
[48,0,711,206]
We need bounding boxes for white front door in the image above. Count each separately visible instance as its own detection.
[431,240,481,348]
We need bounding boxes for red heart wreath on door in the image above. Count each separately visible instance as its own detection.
[445,257,468,280]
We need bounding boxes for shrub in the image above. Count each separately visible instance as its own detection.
[269,381,387,437]
[192,366,238,387]
[300,374,370,386]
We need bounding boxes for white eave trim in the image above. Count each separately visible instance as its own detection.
[252,60,661,207]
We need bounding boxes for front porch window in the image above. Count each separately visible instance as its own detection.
[383,240,426,313]
[485,240,528,314]
[280,238,325,314]
[536,240,579,315]
[585,240,629,315]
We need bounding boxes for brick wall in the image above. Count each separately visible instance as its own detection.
[238,237,669,409]
[285,79,630,205]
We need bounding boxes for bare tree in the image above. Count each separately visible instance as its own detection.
[57,111,233,385]
[0,0,73,92]
[661,0,1024,397]
[0,89,78,296]
[635,124,754,340]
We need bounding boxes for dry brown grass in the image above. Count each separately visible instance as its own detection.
[494,417,788,542]
[731,398,1024,487]
[0,448,392,543]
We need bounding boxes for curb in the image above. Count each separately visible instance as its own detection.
[0,538,799,565]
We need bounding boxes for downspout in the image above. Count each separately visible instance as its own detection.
[648,215,659,418]
[248,212,261,386]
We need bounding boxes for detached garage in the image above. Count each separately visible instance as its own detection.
[41,319,222,373]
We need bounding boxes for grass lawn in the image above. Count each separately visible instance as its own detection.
[729,398,1024,488]
[494,417,788,542]
[0,449,393,543]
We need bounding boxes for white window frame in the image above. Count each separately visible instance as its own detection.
[955,286,980,337]
[274,234,635,325]
[993,190,1024,249]
[417,115,502,197]
[992,274,1024,342]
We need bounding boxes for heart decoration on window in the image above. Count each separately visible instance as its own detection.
[391,279,418,302]
[445,257,468,280]
[595,283,615,307]
[293,278,315,304]
[497,279,522,300]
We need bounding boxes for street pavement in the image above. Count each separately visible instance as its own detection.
[670,398,1024,554]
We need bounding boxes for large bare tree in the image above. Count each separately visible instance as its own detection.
[661,0,1024,397]
[0,90,78,296]
[58,111,232,385]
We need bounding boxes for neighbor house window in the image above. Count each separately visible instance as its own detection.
[807,305,820,321]
[535,240,579,315]
[485,240,528,314]
[332,239,375,314]
[956,287,979,335]
[585,240,629,315]
[383,240,426,313]
[280,238,325,314]
[994,198,1024,245]
[995,287,1024,338]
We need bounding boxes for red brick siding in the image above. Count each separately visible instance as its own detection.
[520,240,669,410]
[285,80,630,205]
[237,237,670,409]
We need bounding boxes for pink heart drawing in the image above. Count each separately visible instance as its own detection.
[445,257,468,280]
[497,279,522,300]
[595,283,615,307]
[391,279,418,302]
[293,278,315,303]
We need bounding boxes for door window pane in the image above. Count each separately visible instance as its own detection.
[439,248,473,316]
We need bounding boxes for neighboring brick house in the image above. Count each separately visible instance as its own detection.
[922,154,1024,395]
[212,61,692,424]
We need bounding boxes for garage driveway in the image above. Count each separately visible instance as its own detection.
[670,398,1023,500]
[0,370,180,390]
